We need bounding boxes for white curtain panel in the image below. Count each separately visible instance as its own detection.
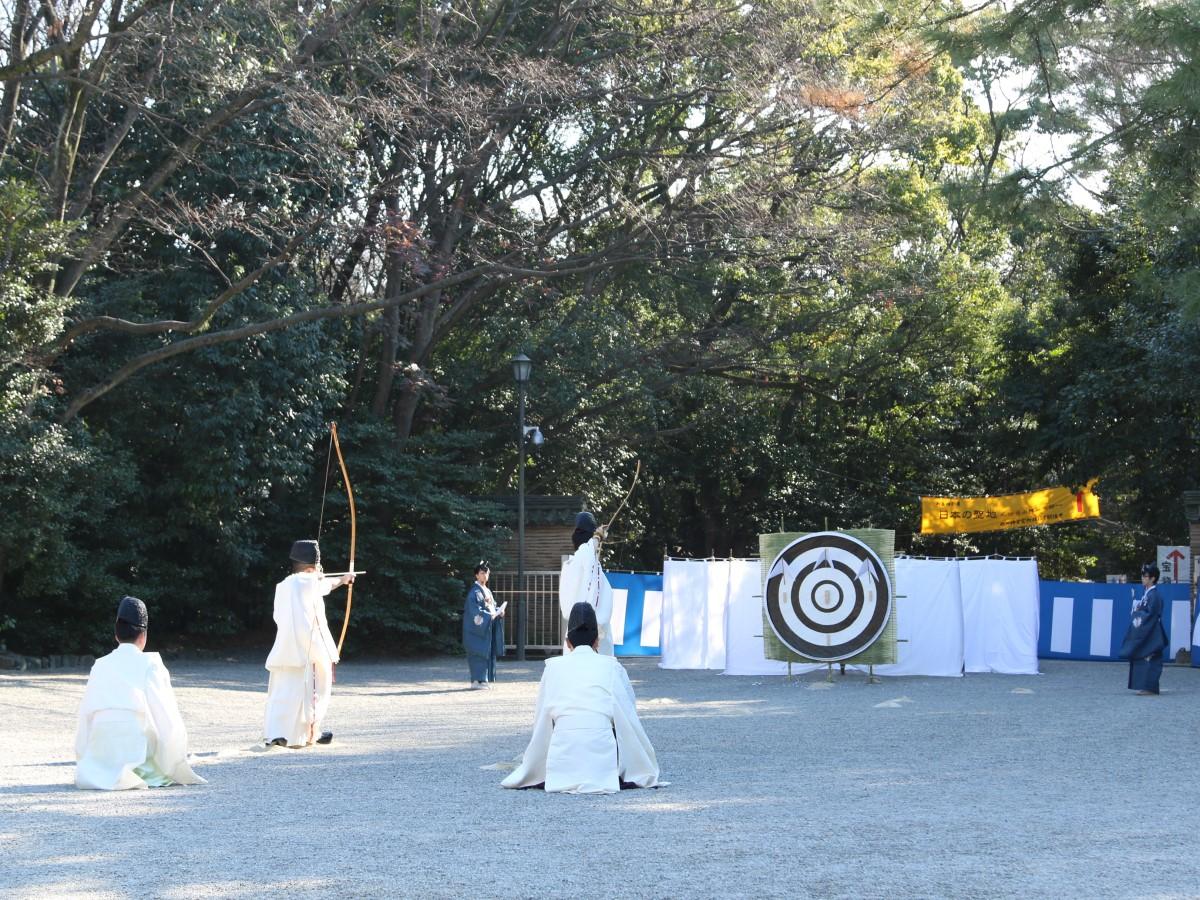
[856,557,965,677]
[702,559,731,669]
[1168,599,1192,659]
[959,558,1040,675]
[723,559,790,676]
[725,556,966,677]
[675,555,1040,677]
[660,559,726,669]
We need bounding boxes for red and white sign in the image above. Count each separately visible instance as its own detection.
[1156,545,1192,585]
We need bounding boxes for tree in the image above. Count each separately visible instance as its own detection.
[3,0,1097,652]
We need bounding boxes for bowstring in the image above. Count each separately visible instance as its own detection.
[310,425,337,700]
[600,459,641,548]
[317,427,335,540]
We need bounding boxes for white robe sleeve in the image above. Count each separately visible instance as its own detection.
[266,580,306,669]
[610,661,663,788]
[74,665,102,761]
[315,582,340,665]
[144,654,206,785]
[594,548,614,655]
[561,540,612,638]
[559,547,586,619]
[501,665,554,789]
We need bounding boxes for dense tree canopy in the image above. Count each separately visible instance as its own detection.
[2,0,1197,655]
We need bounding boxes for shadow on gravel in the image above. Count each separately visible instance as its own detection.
[5,734,580,896]
[0,782,73,794]
[0,674,88,687]
[169,674,266,694]
[369,687,479,697]
[8,760,74,768]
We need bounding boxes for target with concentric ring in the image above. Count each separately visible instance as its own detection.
[764,531,892,662]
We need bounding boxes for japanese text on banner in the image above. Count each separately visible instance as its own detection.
[920,480,1100,534]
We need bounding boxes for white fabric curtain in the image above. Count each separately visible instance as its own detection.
[675,555,1040,676]
[959,558,1040,675]
[1168,598,1192,659]
[702,559,730,668]
[659,559,726,670]
[722,559,790,676]
[855,557,965,677]
[725,556,965,677]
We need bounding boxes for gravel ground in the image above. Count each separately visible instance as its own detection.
[1,656,1198,899]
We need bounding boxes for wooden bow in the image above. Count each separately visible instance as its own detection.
[330,423,356,656]
[600,459,641,547]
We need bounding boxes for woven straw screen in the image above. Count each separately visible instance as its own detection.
[757,529,897,665]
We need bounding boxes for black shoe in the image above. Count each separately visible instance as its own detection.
[316,731,333,745]
[268,737,287,747]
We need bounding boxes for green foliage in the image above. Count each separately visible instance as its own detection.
[3,0,1199,655]
[322,425,509,654]
[0,180,74,368]
[0,180,130,651]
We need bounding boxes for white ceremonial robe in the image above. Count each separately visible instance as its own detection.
[559,538,615,655]
[264,572,340,746]
[502,645,662,794]
[75,643,205,791]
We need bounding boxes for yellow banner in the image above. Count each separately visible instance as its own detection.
[920,480,1101,534]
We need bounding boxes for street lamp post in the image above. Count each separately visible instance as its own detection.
[512,353,532,661]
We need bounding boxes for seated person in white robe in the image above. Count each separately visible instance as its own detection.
[75,596,206,791]
[263,539,353,748]
[502,602,662,794]
[559,511,614,656]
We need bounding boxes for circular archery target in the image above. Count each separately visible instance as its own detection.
[764,531,892,662]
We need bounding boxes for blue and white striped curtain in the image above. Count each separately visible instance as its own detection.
[606,572,663,657]
[1039,581,1194,661]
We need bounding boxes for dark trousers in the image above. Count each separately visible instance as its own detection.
[1128,650,1164,693]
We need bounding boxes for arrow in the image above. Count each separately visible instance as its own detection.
[855,560,878,605]
[1166,548,1186,581]
[768,556,809,595]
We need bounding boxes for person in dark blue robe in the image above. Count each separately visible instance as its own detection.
[488,588,506,680]
[1119,563,1168,695]
[462,562,505,689]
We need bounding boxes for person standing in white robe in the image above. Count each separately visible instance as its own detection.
[75,596,206,791]
[502,602,662,794]
[559,511,614,656]
[263,539,354,748]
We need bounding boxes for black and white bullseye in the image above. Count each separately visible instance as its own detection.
[764,531,892,661]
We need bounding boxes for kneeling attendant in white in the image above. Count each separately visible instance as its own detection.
[503,602,662,794]
[75,596,205,791]
[264,539,354,747]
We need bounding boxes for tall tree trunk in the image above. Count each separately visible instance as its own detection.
[0,0,31,163]
[370,194,404,417]
[392,288,442,442]
[370,298,401,418]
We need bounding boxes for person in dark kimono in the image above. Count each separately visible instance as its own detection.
[463,562,505,689]
[1119,563,1168,695]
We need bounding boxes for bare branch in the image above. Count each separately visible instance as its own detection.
[38,229,310,364]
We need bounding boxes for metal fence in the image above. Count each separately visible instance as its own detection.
[492,570,563,653]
